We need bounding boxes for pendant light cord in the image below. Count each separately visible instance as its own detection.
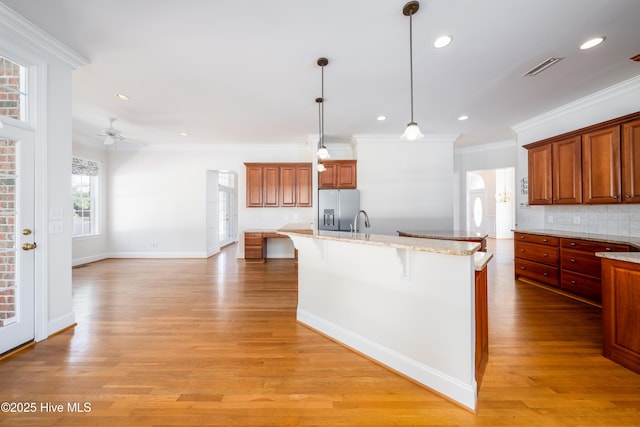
[320,64,325,148]
[409,11,415,123]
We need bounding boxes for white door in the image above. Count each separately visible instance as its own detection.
[0,125,35,354]
[469,189,486,235]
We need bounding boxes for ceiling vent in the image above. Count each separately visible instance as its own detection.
[522,57,563,76]
[631,54,640,62]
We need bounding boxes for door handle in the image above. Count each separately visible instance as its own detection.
[22,242,37,251]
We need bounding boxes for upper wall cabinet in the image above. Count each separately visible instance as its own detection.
[245,163,312,208]
[525,112,640,205]
[318,160,357,189]
[527,136,582,205]
[622,118,640,203]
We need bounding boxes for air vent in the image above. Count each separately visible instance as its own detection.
[631,54,640,62]
[522,57,563,76]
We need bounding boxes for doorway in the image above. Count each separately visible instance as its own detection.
[0,125,36,354]
[466,167,515,238]
[205,170,237,257]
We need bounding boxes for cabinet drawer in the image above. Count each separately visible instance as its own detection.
[515,241,559,265]
[561,238,630,253]
[561,270,601,302]
[561,248,601,277]
[244,233,263,245]
[514,233,559,246]
[515,259,559,287]
[244,247,264,259]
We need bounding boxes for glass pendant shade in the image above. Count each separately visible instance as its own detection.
[401,122,424,141]
[316,146,330,160]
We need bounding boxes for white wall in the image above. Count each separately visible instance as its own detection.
[107,144,316,259]
[72,141,109,265]
[513,75,640,233]
[354,135,457,235]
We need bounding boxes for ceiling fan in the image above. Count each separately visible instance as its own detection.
[97,117,125,145]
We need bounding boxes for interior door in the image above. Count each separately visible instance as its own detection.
[0,125,35,354]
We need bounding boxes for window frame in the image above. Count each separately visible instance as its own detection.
[72,158,100,238]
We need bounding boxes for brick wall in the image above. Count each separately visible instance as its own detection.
[0,57,21,120]
[0,139,16,326]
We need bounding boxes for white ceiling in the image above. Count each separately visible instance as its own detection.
[2,0,640,148]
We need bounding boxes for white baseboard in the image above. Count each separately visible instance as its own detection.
[297,308,476,411]
[72,253,108,266]
[47,312,76,339]
[106,251,209,259]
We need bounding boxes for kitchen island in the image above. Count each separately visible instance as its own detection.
[279,228,490,411]
[397,230,488,252]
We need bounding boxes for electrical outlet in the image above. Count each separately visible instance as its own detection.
[151,241,158,248]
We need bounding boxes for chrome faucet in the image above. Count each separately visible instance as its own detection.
[352,210,370,233]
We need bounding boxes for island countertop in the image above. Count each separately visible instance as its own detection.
[279,228,481,256]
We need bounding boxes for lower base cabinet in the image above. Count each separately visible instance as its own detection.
[601,258,640,373]
[474,266,488,385]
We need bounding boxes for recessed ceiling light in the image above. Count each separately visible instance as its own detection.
[179,132,189,137]
[458,115,469,121]
[434,35,452,49]
[580,37,605,50]
[377,115,386,121]
[115,94,129,101]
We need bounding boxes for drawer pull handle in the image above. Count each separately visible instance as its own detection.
[543,253,548,257]
[605,247,612,251]
[543,273,549,276]
[613,195,619,199]
[625,195,631,199]
[520,249,525,252]
[543,239,548,242]
[571,280,576,284]
[570,242,576,246]
[520,266,525,270]
[570,259,576,263]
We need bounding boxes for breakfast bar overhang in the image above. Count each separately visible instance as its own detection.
[280,229,491,412]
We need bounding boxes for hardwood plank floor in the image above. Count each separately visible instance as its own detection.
[1,240,640,426]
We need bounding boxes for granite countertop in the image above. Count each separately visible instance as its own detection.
[513,228,640,250]
[595,252,640,265]
[279,228,481,256]
[397,230,488,240]
[474,251,493,271]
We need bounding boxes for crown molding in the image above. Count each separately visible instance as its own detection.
[455,140,517,155]
[512,74,640,135]
[0,3,89,69]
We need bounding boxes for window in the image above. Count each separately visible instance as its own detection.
[72,157,100,237]
[0,56,28,122]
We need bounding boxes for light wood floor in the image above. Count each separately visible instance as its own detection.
[1,239,640,426]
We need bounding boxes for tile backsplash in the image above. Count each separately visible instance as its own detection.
[544,205,640,238]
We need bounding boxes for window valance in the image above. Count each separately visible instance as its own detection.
[72,157,99,176]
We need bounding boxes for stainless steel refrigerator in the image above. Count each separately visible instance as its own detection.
[318,189,360,231]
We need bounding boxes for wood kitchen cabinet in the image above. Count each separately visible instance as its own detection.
[622,118,640,203]
[582,126,621,204]
[560,238,629,303]
[245,163,312,207]
[527,137,581,205]
[525,111,640,205]
[514,232,560,287]
[601,257,640,374]
[318,160,357,189]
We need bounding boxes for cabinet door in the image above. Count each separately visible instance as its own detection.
[296,165,312,207]
[553,136,582,204]
[528,144,552,205]
[582,126,621,204]
[318,163,337,189]
[246,165,263,207]
[622,119,640,203]
[336,162,357,188]
[279,165,296,207]
[263,166,279,207]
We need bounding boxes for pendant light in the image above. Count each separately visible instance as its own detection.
[316,57,331,160]
[316,97,326,171]
[401,1,424,141]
